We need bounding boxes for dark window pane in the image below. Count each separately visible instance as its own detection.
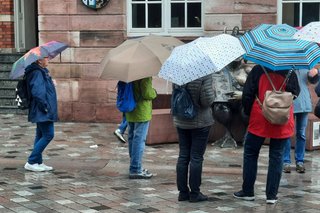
[171,3,185,28]
[187,3,201,27]
[282,3,300,27]
[132,4,146,28]
[302,3,320,26]
[148,4,161,28]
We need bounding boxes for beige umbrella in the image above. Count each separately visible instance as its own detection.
[99,35,184,82]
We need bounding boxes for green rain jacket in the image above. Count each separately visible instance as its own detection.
[125,77,157,122]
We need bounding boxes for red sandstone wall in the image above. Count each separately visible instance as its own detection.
[37,0,126,122]
[36,0,278,122]
[0,0,14,48]
[204,0,277,34]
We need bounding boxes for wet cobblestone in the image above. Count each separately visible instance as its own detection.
[1,114,320,212]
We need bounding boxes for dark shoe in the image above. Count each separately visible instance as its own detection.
[283,164,291,173]
[189,192,208,202]
[233,190,255,201]
[129,169,153,179]
[114,129,126,143]
[266,197,278,204]
[178,192,190,201]
[296,162,305,173]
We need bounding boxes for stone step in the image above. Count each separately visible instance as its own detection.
[0,96,16,106]
[0,78,18,88]
[0,53,25,115]
[0,63,13,72]
[0,70,11,78]
[0,106,27,114]
[0,53,23,63]
[0,88,16,97]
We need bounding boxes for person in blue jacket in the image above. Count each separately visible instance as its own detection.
[24,56,58,172]
[114,114,127,143]
[283,68,319,173]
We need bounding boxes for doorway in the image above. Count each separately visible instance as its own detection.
[13,0,37,52]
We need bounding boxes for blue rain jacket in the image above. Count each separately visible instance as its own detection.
[293,69,319,113]
[25,63,58,123]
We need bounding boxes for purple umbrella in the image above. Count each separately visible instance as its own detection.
[10,41,68,79]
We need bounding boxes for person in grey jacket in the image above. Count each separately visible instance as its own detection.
[173,74,215,202]
[283,68,319,173]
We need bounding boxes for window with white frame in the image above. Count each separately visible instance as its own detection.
[279,0,320,26]
[127,0,203,37]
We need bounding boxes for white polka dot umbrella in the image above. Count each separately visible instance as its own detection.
[293,21,320,44]
[158,34,245,86]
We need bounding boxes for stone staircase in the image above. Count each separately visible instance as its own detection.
[0,53,27,114]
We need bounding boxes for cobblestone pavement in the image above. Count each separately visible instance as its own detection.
[1,114,320,213]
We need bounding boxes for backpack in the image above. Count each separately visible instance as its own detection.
[256,66,293,125]
[171,84,197,119]
[15,74,31,110]
[116,81,136,113]
[314,99,320,119]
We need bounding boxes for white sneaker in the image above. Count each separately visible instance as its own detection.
[39,163,53,171]
[266,197,278,204]
[114,129,126,143]
[24,162,46,172]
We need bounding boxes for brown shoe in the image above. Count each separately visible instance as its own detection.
[283,164,291,173]
[296,163,305,173]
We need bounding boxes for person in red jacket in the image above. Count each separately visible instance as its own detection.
[233,65,300,204]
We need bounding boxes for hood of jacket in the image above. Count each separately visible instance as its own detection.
[25,63,47,75]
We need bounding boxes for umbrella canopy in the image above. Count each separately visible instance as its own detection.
[239,24,320,71]
[293,21,320,43]
[10,41,68,79]
[99,35,184,82]
[158,34,245,85]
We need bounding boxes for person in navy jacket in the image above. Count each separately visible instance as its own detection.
[24,57,58,172]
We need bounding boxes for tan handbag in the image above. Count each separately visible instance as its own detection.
[256,66,293,125]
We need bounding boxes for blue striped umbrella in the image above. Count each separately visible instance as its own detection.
[239,24,320,70]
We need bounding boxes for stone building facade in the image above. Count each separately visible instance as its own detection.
[0,0,14,49]
[0,0,278,122]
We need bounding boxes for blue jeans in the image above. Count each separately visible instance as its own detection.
[28,121,54,164]
[284,112,308,164]
[176,126,210,197]
[119,114,127,134]
[127,121,150,174]
[242,132,286,199]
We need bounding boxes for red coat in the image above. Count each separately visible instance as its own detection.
[242,65,300,139]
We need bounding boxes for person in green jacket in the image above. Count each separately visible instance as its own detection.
[126,77,157,179]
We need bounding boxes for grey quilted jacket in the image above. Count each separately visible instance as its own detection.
[173,74,215,129]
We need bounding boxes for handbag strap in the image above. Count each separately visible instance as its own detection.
[179,82,201,108]
[261,66,292,92]
[256,66,293,107]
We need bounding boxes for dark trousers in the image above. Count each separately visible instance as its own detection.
[242,132,286,199]
[176,126,210,197]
